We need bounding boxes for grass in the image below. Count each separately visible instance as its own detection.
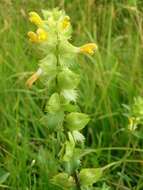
[0,0,143,189]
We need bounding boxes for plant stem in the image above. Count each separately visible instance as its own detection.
[55,29,60,90]
[73,171,81,190]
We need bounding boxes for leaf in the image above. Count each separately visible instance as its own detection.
[79,168,103,186]
[133,130,143,139]
[0,170,10,184]
[65,112,90,131]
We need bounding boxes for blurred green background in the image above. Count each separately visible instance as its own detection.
[1,0,143,189]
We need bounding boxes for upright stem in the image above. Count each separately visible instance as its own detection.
[73,171,81,190]
[55,21,82,190]
[55,30,60,89]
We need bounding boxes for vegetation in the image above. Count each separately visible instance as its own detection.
[0,0,143,189]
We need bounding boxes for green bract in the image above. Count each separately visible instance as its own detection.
[61,89,78,102]
[57,68,80,90]
[79,168,103,186]
[65,112,90,131]
[46,93,61,113]
[39,54,57,77]
[63,140,75,162]
[51,172,76,190]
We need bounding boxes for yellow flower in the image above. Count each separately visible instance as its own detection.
[26,68,42,88]
[62,16,70,30]
[29,12,43,26]
[128,117,137,131]
[27,28,48,43]
[80,43,97,55]
[27,31,39,43]
[37,28,48,41]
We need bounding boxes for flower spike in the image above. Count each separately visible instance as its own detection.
[26,8,99,189]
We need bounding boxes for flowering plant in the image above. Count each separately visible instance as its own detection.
[26,8,103,190]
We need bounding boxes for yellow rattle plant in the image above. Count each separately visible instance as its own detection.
[26,8,100,190]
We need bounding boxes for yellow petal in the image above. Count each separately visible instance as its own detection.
[36,28,48,42]
[80,43,98,55]
[62,16,70,30]
[29,11,43,26]
[27,31,39,43]
[129,117,134,128]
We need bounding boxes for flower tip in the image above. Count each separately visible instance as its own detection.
[62,16,70,30]
[28,11,43,26]
[27,29,48,43]
[25,73,38,88]
[27,31,38,43]
[25,69,42,88]
[80,43,98,55]
[36,28,48,41]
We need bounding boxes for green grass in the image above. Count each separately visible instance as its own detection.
[1,0,143,189]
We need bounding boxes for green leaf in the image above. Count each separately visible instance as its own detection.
[57,68,80,90]
[51,173,76,190]
[65,112,90,131]
[0,169,10,184]
[46,93,61,113]
[79,168,103,186]
[133,130,143,139]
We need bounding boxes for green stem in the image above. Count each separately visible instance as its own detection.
[73,171,81,190]
[55,30,60,90]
